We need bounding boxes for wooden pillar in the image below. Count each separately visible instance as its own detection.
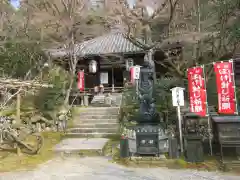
[15,92,22,156]
[16,92,21,124]
[81,95,84,106]
[112,66,115,92]
[96,56,101,85]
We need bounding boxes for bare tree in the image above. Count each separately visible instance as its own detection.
[107,0,239,79]
[24,0,108,105]
[105,0,180,80]
[107,0,180,47]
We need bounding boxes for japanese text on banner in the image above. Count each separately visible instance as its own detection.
[78,71,84,92]
[214,61,236,114]
[187,67,207,116]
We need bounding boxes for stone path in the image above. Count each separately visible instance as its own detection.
[1,157,240,180]
[54,138,108,152]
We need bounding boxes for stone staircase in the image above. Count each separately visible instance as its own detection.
[67,106,120,137]
[90,94,105,106]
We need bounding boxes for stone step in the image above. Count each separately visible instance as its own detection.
[74,122,119,128]
[92,95,105,98]
[80,107,119,110]
[91,96,105,104]
[91,102,105,104]
[92,96,104,98]
[92,96,105,99]
[91,98,119,106]
[91,100,105,103]
[75,119,118,124]
[67,127,119,134]
[79,107,119,114]
[79,112,119,117]
[90,103,113,107]
[65,132,117,138]
[90,94,122,107]
[78,114,118,119]
[54,138,108,153]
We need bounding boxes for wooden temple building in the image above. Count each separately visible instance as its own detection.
[47,32,182,95]
[47,31,240,107]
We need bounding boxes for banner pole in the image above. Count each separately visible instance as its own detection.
[230,59,238,115]
[202,65,213,156]
[80,70,84,106]
[83,69,85,95]
[176,87,184,154]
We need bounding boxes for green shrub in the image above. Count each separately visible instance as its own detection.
[33,66,69,114]
[0,42,46,78]
[120,77,184,125]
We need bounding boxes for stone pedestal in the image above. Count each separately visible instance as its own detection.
[125,125,168,156]
[168,137,179,159]
[184,135,204,163]
[36,122,42,132]
[84,95,89,106]
[105,95,112,106]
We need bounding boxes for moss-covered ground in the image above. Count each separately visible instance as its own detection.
[0,132,63,172]
[102,136,240,175]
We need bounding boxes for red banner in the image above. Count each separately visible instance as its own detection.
[130,67,135,84]
[78,71,84,92]
[214,61,236,114]
[187,67,207,116]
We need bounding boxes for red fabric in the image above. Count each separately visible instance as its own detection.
[214,61,236,114]
[78,71,84,92]
[130,67,135,84]
[187,67,207,116]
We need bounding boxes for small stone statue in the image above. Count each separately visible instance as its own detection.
[56,107,69,132]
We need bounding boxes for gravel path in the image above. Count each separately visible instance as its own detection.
[0,157,239,180]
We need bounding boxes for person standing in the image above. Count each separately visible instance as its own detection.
[99,84,104,94]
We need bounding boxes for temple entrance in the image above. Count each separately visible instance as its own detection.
[97,66,124,92]
[105,67,124,91]
[113,67,124,88]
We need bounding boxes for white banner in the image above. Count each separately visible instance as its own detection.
[100,72,108,84]
[134,66,141,80]
[171,87,185,107]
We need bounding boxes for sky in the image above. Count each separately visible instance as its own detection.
[127,0,154,15]
[127,0,135,8]
[9,0,153,15]
[10,0,20,9]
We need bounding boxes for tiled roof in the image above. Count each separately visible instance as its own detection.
[80,32,144,56]
[47,32,145,58]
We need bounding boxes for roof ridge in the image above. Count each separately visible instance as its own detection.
[47,32,145,58]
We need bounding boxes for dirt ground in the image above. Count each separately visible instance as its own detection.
[1,156,240,180]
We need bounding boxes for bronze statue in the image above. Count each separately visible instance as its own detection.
[124,49,168,157]
[137,51,159,123]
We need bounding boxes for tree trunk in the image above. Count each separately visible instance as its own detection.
[64,73,74,106]
[64,31,77,106]
[16,93,21,124]
[143,25,157,81]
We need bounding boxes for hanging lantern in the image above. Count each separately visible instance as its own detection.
[125,58,134,71]
[89,60,97,73]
